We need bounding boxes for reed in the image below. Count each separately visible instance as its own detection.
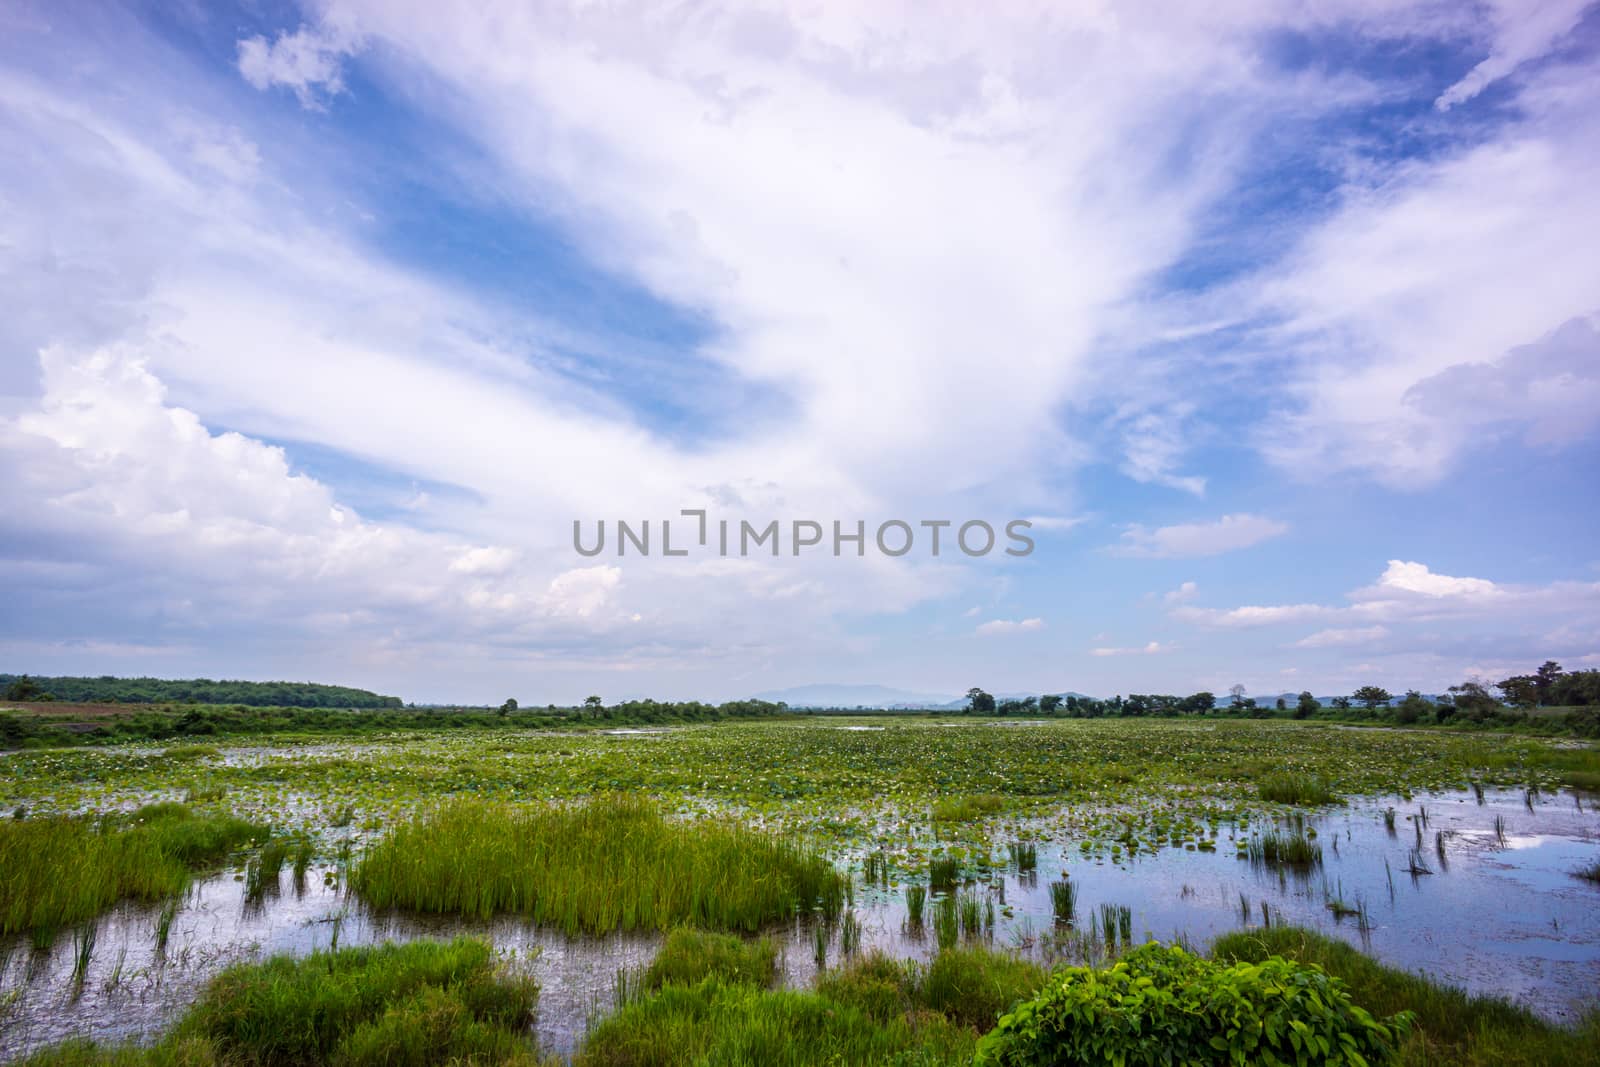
[839,911,862,957]
[957,893,983,939]
[154,898,179,956]
[1382,807,1397,833]
[1493,814,1508,846]
[933,894,959,952]
[1048,879,1077,926]
[928,856,960,894]
[1574,859,1600,884]
[904,885,927,928]
[1245,829,1322,868]
[353,797,845,935]
[813,923,828,968]
[643,928,778,990]
[0,805,267,938]
[1257,774,1339,806]
[1007,841,1037,872]
[70,923,96,993]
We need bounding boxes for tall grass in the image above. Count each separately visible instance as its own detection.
[19,938,540,1067]
[933,895,959,952]
[1245,829,1323,869]
[1214,927,1600,1067]
[0,804,268,939]
[642,928,777,990]
[1047,879,1076,925]
[352,797,845,935]
[1257,774,1340,805]
[1007,842,1037,872]
[930,794,1006,823]
[928,856,960,893]
[904,885,927,929]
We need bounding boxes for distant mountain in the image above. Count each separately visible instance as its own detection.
[751,684,959,709]
[751,684,1094,709]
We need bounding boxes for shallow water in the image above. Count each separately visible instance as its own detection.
[1,787,1595,1061]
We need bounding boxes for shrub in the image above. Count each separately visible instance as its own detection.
[975,942,1410,1067]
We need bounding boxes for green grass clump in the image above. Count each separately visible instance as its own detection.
[1258,773,1341,805]
[18,937,542,1067]
[1246,828,1323,868]
[164,745,221,761]
[1213,927,1600,1066]
[918,946,1046,1030]
[0,804,268,937]
[930,794,1006,823]
[1574,859,1600,883]
[977,941,1410,1066]
[352,797,845,935]
[642,928,778,990]
[582,944,1044,1067]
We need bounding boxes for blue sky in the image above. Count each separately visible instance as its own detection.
[1,0,1598,704]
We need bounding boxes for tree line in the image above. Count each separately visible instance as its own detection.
[0,674,403,709]
[960,661,1600,732]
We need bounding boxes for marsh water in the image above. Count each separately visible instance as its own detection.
[1,786,1596,1060]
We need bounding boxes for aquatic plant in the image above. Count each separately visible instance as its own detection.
[352,797,845,935]
[928,856,960,894]
[839,911,862,957]
[1047,879,1076,926]
[643,928,778,990]
[1245,829,1322,868]
[1007,841,1037,872]
[904,885,927,928]
[1257,774,1340,806]
[976,942,1411,1067]
[0,805,267,938]
[933,894,959,952]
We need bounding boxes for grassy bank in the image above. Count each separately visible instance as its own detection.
[0,803,268,940]
[1213,927,1600,1067]
[16,938,543,1066]
[351,797,847,934]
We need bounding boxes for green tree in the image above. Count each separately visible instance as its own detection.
[965,687,996,715]
[1534,660,1563,706]
[1351,685,1392,710]
[498,698,518,717]
[1294,691,1318,719]
[1394,690,1432,725]
[1038,693,1062,714]
[1496,675,1538,710]
[583,695,604,717]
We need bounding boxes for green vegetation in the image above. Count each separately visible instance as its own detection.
[1247,828,1324,869]
[931,793,1007,822]
[0,803,269,938]
[581,942,1044,1067]
[641,928,779,990]
[351,797,846,934]
[1214,928,1600,1067]
[1259,773,1341,806]
[16,938,543,1066]
[977,941,1411,1067]
[0,674,403,708]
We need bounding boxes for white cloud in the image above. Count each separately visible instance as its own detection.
[237,20,362,109]
[1173,603,1332,628]
[1091,641,1169,657]
[1113,514,1289,559]
[1292,625,1389,648]
[1164,581,1199,604]
[1365,560,1498,599]
[976,618,1045,636]
[1435,0,1592,110]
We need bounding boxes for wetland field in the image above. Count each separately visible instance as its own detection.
[2,716,1598,1065]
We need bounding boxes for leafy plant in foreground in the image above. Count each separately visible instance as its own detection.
[975,942,1411,1067]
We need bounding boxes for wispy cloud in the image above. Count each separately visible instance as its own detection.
[976,618,1046,636]
[1113,515,1289,559]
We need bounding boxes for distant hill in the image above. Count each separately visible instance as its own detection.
[751,684,959,709]
[752,684,1094,709]
[0,674,403,709]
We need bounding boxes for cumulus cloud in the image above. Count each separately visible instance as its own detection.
[1113,514,1289,559]
[976,618,1045,636]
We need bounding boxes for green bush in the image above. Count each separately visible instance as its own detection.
[643,928,778,989]
[975,942,1410,1067]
